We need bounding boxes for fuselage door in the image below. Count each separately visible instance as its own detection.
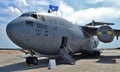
[60,37,68,48]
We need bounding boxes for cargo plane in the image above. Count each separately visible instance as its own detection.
[6,12,120,65]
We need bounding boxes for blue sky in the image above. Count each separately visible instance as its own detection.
[0,0,120,48]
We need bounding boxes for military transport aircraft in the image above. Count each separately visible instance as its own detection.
[6,12,120,65]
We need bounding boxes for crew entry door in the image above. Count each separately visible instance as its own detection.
[60,37,68,48]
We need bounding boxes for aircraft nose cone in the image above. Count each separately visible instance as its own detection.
[6,21,18,41]
[6,21,17,38]
[6,18,24,42]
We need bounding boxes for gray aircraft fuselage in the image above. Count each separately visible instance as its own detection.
[6,12,98,55]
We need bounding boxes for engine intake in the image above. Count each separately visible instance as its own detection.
[97,26,114,43]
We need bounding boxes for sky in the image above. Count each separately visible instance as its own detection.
[0,0,120,48]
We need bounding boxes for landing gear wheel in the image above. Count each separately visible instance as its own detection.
[26,57,38,66]
[95,52,100,56]
[33,57,38,65]
[94,51,101,56]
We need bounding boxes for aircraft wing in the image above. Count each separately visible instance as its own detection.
[82,26,120,37]
[86,20,114,26]
[82,26,97,36]
[82,20,120,38]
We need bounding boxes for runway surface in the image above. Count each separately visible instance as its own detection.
[0,50,120,72]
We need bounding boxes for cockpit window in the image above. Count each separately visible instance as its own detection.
[38,15,45,21]
[20,12,36,17]
[20,13,38,19]
[31,14,37,19]
[20,13,30,17]
[41,15,45,21]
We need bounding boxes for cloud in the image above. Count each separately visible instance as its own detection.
[86,0,120,7]
[27,0,49,6]
[0,6,21,24]
[0,17,5,21]
[107,0,120,7]
[13,0,29,6]
[4,6,21,16]
[44,1,120,25]
[57,1,74,17]
[36,0,49,5]
[22,0,29,6]
[0,17,6,24]
[65,7,120,25]
[86,0,105,4]
[20,0,50,12]
[1,0,120,25]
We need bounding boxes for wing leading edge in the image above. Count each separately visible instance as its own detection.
[82,21,120,40]
[82,26,120,36]
[86,20,114,26]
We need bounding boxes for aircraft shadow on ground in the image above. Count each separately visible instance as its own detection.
[0,58,49,72]
[73,54,120,64]
[0,55,120,72]
[96,55,120,64]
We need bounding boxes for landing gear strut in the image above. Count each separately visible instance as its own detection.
[25,50,38,65]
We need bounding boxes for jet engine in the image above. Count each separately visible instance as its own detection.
[97,26,114,43]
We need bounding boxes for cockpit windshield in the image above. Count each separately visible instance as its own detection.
[31,14,37,19]
[20,13,30,17]
[20,12,38,19]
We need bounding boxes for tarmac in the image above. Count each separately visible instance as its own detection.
[0,50,120,72]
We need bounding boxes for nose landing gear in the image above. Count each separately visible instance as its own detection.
[26,56,38,65]
[25,50,38,66]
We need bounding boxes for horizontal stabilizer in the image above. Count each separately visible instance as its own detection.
[86,20,114,26]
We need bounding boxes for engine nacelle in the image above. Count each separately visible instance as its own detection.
[97,26,114,43]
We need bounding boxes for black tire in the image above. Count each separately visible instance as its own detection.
[26,57,32,65]
[26,57,38,65]
[32,57,38,65]
[94,51,100,56]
